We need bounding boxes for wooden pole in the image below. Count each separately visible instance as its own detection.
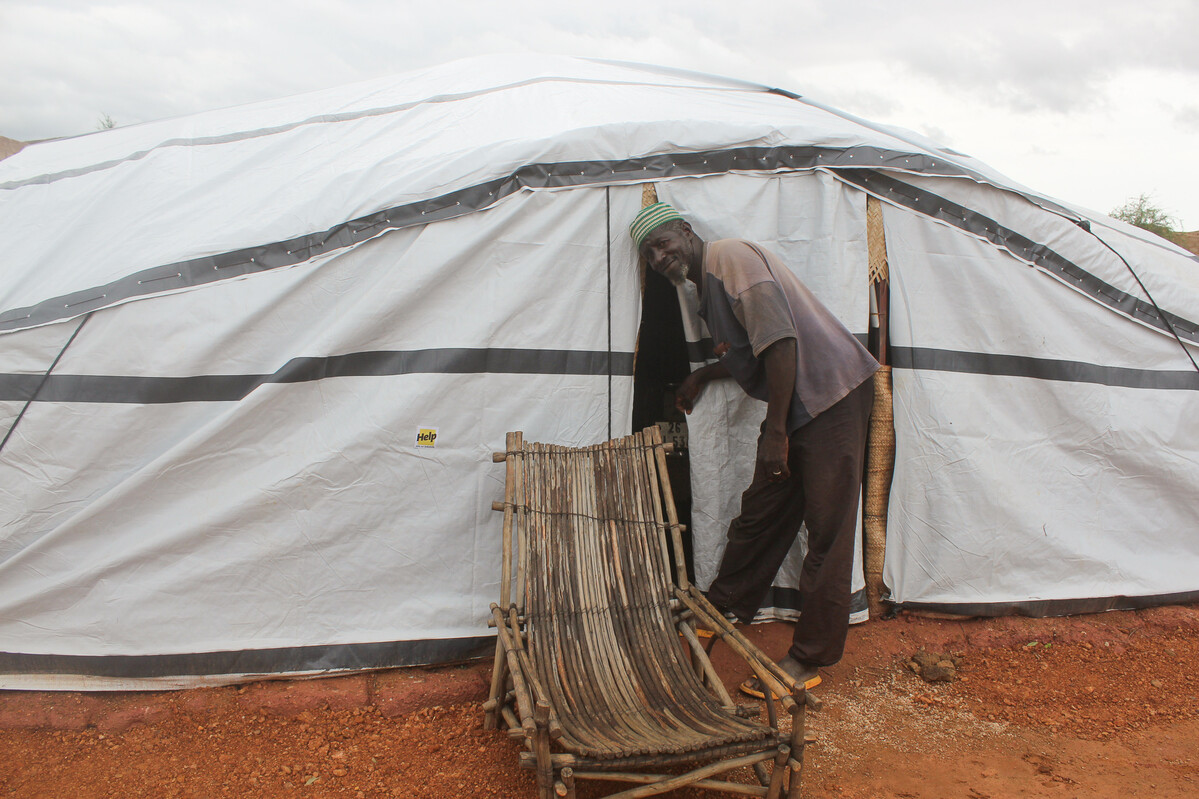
[864,196,895,618]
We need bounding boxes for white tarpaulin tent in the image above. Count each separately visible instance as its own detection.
[2,55,1197,690]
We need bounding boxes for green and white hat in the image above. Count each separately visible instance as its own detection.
[629,202,685,246]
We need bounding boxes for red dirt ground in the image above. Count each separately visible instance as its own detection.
[2,605,1197,798]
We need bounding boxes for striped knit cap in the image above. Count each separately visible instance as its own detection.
[629,202,685,246]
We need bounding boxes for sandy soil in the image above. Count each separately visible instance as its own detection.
[2,604,1196,798]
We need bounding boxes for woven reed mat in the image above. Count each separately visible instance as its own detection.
[864,365,895,616]
[867,195,888,284]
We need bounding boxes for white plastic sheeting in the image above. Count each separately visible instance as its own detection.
[2,54,1197,689]
[0,185,643,687]
[657,173,871,621]
[882,197,1199,609]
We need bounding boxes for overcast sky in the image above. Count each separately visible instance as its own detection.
[2,0,1196,228]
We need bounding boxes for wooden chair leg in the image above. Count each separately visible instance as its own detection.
[483,634,509,730]
[534,700,555,799]
[556,766,576,798]
[766,745,790,799]
[786,697,807,799]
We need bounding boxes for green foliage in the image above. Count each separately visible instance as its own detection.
[1110,194,1179,242]
[96,113,116,131]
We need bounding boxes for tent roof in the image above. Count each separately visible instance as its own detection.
[1,54,1195,336]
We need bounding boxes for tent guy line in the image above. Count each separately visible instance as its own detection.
[0,314,91,455]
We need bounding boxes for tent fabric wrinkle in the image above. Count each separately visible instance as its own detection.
[0,54,1195,688]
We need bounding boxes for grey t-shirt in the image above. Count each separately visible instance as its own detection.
[698,239,879,432]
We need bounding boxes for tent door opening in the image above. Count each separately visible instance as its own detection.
[631,269,695,579]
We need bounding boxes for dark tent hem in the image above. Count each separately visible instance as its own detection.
[891,589,1199,618]
[0,635,495,681]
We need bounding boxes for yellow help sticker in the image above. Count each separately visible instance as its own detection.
[415,428,438,448]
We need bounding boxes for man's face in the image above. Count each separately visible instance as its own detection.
[639,222,699,286]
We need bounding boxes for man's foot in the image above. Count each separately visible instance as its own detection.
[738,656,821,699]
[778,655,822,688]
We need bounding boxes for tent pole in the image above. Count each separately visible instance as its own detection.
[863,197,894,619]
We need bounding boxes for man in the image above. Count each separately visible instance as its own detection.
[630,201,878,692]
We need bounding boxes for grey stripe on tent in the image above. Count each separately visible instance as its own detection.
[0,147,974,334]
[891,346,1199,391]
[4,345,1192,406]
[835,169,1199,346]
[0,347,636,404]
[0,635,495,679]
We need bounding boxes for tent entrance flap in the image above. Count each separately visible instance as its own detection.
[632,266,694,579]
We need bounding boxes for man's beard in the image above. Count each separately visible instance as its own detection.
[666,261,689,286]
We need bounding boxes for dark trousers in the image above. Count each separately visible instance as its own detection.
[706,378,874,666]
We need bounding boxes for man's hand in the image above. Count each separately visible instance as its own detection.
[675,372,704,414]
[760,427,790,481]
[674,361,731,414]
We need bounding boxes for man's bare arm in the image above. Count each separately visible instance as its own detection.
[675,361,731,414]
[759,337,797,481]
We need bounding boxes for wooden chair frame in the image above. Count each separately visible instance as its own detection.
[483,427,809,798]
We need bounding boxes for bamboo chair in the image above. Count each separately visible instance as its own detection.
[484,426,809,799]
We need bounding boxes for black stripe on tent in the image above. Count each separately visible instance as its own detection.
[6,344,1190,406]
[833,169,1199,345]
[0,347,636,404]
[0,635,494,679]
[0,146,973,334]
[893,589,1199,619]
[892,346,1199,391]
